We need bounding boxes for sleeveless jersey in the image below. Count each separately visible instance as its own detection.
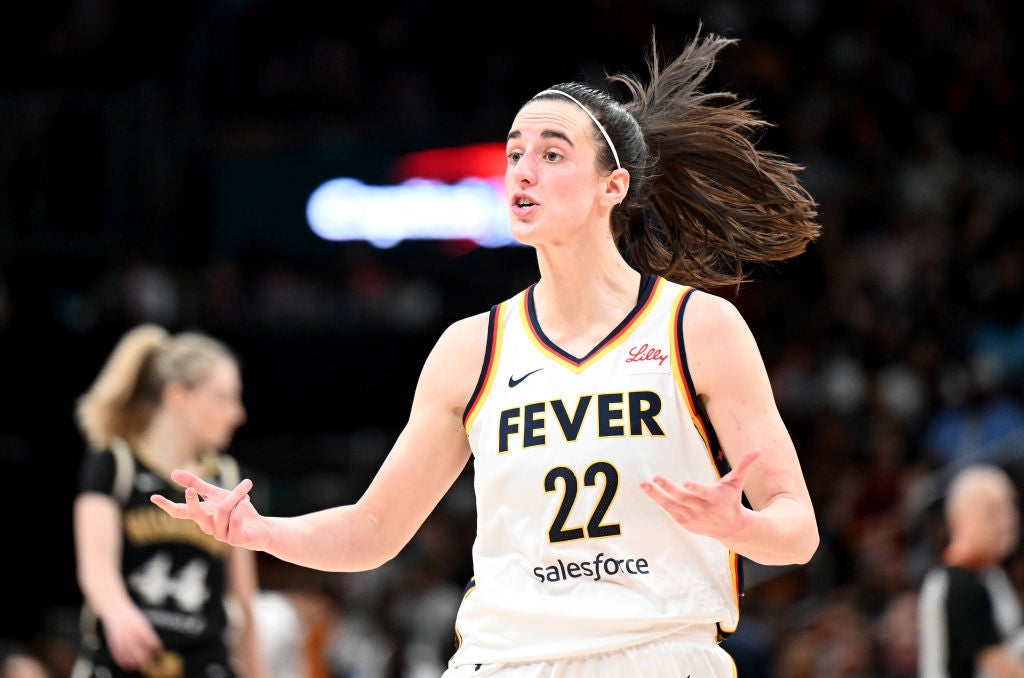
[75,438,241,674]
[449,275,742,666]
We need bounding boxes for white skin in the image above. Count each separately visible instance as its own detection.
[151,98,819,574]
[2,654,51,678]
[76,358,270,677]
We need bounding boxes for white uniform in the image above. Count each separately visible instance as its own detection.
[446,275,741,673]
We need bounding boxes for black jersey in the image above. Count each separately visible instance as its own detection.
[74,439,241,678]
[918,563,1023,677]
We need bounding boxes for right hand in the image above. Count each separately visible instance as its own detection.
[151,471,269,551]
[102,602,163,671]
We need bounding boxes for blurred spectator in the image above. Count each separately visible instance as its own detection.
[921,372,1024,467]
[875,590,919,678]
[771,591,876,678]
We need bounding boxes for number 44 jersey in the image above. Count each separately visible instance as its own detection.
[452,275,742,666]
[76,438,240,659]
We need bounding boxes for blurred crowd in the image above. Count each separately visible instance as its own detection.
[2,0,1023,676]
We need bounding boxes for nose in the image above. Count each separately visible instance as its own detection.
[509,154,536,185]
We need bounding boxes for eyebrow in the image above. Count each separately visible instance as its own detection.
[506,129,575,147]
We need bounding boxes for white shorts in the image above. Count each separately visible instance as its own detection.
[440,627,737,678]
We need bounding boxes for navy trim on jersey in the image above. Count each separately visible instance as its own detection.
[463,304,501,429]
[674,289,728,477]
[674,287,746,641]
[524,273,657,364]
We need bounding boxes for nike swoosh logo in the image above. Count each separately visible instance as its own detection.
[508,368,543,388]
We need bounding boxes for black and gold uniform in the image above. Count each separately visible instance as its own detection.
[73,438,241,678]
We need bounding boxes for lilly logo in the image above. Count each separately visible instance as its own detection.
[625,343,669,367]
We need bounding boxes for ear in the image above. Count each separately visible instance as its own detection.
[601,167,630,207]
[162,381,189,410]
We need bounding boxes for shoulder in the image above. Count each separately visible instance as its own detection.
[77,442,135,501]
[427,310,493,377]
[416,310,493,409]
[680,289,749,339]
[680,290,767,394]
[435,310,492,353]
[78,446,116,482]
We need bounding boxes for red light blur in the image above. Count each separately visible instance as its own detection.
[390,143,506,183]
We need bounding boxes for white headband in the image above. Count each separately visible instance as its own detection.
[535,89,621,169]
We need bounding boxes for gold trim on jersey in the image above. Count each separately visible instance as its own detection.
[452,576,477,655]
[670,285,742,633]
[521,277,666,373]
[464,301,509,434]
[669,287,715,465]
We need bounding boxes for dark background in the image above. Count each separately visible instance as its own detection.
[2,1,1022,676]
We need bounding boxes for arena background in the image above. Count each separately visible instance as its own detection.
[1,1,1022,676]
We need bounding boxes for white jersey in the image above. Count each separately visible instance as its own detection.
[449,275,741,667]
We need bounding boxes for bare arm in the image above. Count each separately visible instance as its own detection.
[641,291,819,565]
[74,493,163,669]
[153,312,488,572]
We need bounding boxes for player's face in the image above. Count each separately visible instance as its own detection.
[180,358,246,450]
[505,99,609,248]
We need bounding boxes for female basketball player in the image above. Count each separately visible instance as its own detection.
[73,325,270,678]
[153,27,821,677]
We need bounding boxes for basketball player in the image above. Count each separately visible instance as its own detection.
[72,325,271,678]
[153,28,821,677]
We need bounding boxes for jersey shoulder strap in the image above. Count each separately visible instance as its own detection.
[107,440,240,504]
[217,453,240,488]
[108,437,136,506]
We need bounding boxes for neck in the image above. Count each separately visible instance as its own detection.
[943,541,996,572]
[532,239,642,351]
[137,410,199,474]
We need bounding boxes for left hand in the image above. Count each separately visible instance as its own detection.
[640,448,761,540]
[151,471,269,550]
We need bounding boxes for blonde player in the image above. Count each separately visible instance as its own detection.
[72,325,270,678]
[152,28,820,677]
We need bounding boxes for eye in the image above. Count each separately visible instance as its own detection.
[543,150,563,162]
[507,150,523,163]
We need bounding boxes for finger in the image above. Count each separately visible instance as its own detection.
[228,493,255,541]
[673,451,762,505]
[184,487,215,534]
[169,468,201,488]
[131,640,158,671]
[640,476,673,502]
[150,494,188,518]
[109,641,134,670]
[644,474,709,505]
[642,476,699,510]
[681,469,751,502]
[723,448,762,484]
[170,469,227,499]
[641,481,705,528]
[119,634,155,672]
[142,627,164,656]
[213,478,253,541]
